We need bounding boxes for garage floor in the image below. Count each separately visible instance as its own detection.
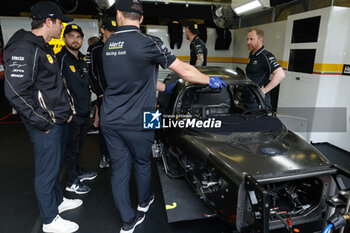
[1,122,350,233]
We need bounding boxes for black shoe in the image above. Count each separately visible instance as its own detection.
[78,171,97,182]
[99,155,110,169]
[120,211,145,233]
[137,193,154,212]
[87,126,99,135]
[65,180,91,195]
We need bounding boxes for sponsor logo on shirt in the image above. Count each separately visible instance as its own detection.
[46,54,54,64]
[8,62,27,68]
[108,41,125,50]
[13,69,24,73]
[11,74,24,78]
[11,56,24,61]
[70,65,76,73]
[106,51,127,56]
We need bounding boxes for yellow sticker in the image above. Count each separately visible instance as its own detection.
[111,21,117,26]
[194,24,198,29]
[69,65,76,73]
[72,25,78,29]
[46,54,54,64]
[165,202,177,210]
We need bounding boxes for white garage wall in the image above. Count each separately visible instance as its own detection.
[146,25,234,80]
[231,20,287,71]
[279,6,350,151]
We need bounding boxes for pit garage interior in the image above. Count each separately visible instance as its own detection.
[1,0,350,233]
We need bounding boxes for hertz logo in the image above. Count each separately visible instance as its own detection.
[109,41,124,49]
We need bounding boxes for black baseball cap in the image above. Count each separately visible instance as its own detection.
[186,21,199,34]
[31,1,73,22]
[64,24,84,37]
[102,18,118,31]
[110,0,144,15]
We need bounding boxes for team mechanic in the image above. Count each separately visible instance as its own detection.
[86,17,117,169]
[186,21,207,66]
[246,28,285,107]
[4,1,82,232]
[101,0,226,232]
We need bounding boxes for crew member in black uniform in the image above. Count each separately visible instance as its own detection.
[4,2,82,232]
[57,24,97,195]
[246,28,285,108]
[185,21,207,66]
[102,1,226,232]
[86,18,117,169]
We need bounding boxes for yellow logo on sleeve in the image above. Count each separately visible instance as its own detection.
[46,54,54,64]
[69,65,76,73]
[165,202,177,210]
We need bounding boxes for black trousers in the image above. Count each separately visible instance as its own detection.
[64,115,89,183]
[101,128,154,222]
[97,97,108,156]
[28,124,68,224]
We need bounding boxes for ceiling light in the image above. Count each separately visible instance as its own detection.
[234,0,262,16]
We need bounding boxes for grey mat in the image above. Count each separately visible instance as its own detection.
[156,162,215,223]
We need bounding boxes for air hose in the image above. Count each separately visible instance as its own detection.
[324,213,350,233]
[322,223,333,233]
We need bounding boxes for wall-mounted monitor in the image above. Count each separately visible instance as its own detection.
[291,16,321,43]
[288,49,316,74]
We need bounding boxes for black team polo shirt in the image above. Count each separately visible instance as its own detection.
[190,36,207,66]
[101,25,176,131]
[245,46,281,87]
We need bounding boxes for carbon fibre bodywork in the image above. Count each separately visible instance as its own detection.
[156,67,349,232]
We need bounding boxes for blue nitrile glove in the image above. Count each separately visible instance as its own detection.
[208,76,227,89]
[165,82,176,94]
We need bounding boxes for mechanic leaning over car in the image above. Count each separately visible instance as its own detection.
[4,1,83,232]
[100,0,226,232]
[246,28,285,107]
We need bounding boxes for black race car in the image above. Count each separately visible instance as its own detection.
[155,67,350,233]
